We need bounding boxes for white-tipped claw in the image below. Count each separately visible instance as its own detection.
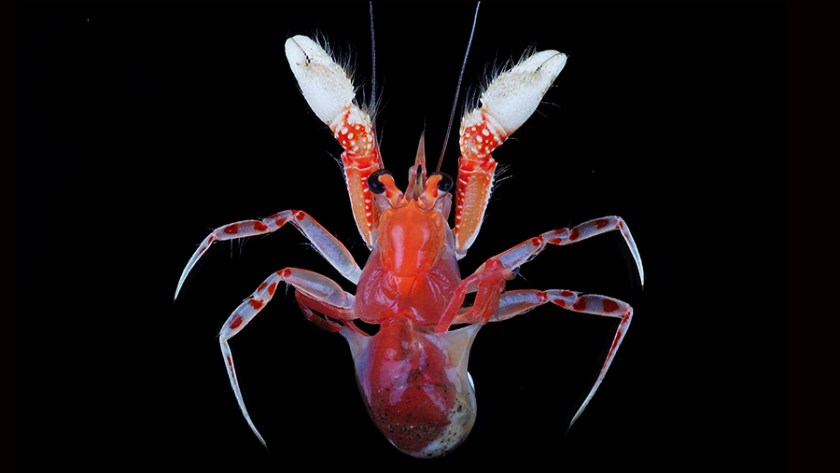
[285,35,356,126]
[476,50,567,136]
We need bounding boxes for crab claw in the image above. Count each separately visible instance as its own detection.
[467,50,567,138]
[284,35,356,127]
[284,35,383,247]
[454,50,567,256]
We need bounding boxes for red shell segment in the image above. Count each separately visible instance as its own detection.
[459,120,504,162]
[354,202,460,327]
[453,113,506,249]
[331,109,382,246]
[335,121,376,158]
[348,318,477,457]
[362,319,454,453]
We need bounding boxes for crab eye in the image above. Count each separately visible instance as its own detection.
[432,172,454,193]
[368,170,392,194]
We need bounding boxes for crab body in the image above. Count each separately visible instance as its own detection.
[174,34,643,458]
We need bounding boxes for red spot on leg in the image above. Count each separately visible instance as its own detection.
[224,223,239,234]
[275,217,288,227]
[561,290,575,298]
[226,355,237,382]
[294,211,305,221]
[257,282,267,292]
[573,298,588,311]
[229,315,243,329]
[278,269,292,278]
[595,219,610,229]
[607,328,625,357]
[531,236,543,246]
[208,235,215,243]
[267,282,277,296]
[248,298,264,310]
[254,221,269,232]
[545,229,568,244]
[556,299,567,308]
[569,227,580,241]
[603,299,619,313]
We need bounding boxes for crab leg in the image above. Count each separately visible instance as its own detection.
[487,289,633,426]
[454,49,567,256]
[218,268,356,446]
[294,290,363,334]
[285,36,382,247]
[496,216,644,283]
[175,210,361,299]
[435,217,641,427]
[436,215,643,331]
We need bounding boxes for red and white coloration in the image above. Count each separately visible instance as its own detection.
[175,35,643,458]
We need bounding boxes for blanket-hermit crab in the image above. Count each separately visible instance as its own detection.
[175,34,643,458]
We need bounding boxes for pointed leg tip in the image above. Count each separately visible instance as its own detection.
[567,409,585,433]
[247,420,268,450]
[175,271,190,301]
[636,267,645,289]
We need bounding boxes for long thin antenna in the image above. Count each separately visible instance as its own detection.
[436,1,481,173]
[369,1,384,168]
[369,1,377,110]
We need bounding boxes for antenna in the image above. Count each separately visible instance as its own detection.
[435,1,481,173]
[369,1,377,109]
[369,1,384,168]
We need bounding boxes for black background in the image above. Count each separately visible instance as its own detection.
[18,2,781,470]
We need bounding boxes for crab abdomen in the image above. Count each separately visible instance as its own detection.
[344,319,479,458]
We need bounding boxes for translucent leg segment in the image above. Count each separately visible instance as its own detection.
[217,268,355,446]
[175,210,361,299]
